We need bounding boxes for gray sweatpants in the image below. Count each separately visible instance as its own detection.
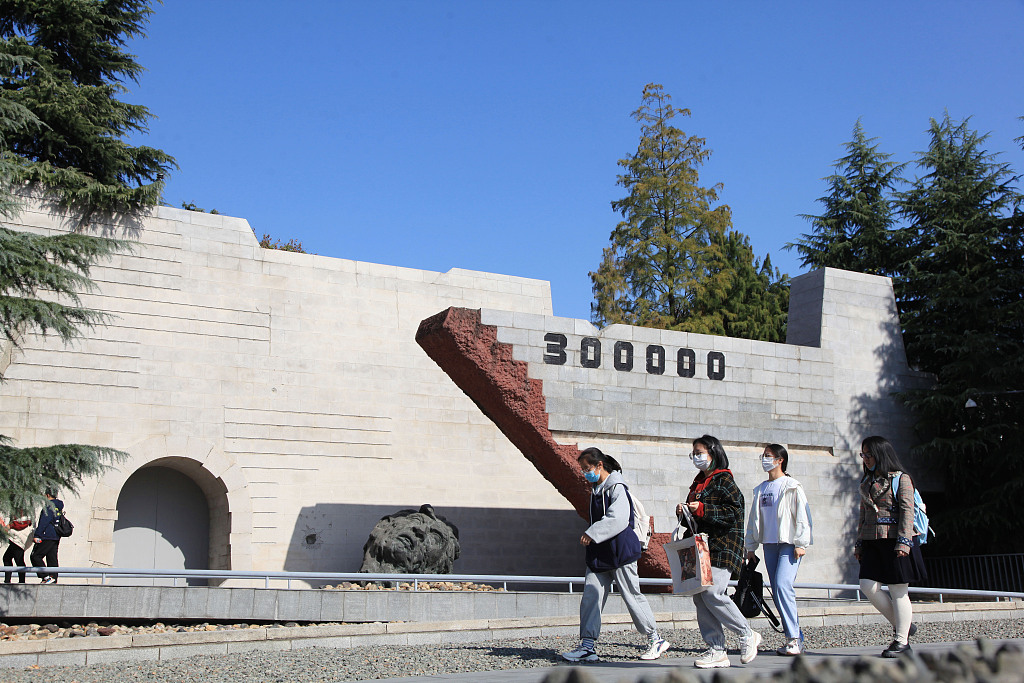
[580,562,658,641]
[693,565,751,650]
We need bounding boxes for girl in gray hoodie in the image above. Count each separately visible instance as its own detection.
[561,447,670,663]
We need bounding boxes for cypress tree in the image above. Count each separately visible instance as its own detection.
[591,83,787,340]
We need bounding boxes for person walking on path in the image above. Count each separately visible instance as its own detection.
[30,489,63,583]
[856,436,927,658]
[561,447,671,663]
[744,443,812,656]
[2,513,33,583]
[676,434,761,669]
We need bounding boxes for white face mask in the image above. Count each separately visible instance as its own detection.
[692,452,711,471]
[761,457,777,472]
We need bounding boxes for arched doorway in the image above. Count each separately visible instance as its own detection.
[113,465,211,585]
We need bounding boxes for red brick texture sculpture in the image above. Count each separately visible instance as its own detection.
[416,307,670,579]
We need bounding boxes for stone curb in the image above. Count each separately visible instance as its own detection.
[1,600,1021,669]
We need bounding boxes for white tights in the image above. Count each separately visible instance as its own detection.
[859,579,912,643]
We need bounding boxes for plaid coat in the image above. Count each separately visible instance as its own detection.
[687,469,746,576]
[858,471,915,552]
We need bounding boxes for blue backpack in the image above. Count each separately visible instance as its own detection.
[891,472,932,545]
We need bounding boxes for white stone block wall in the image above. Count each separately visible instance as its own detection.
[0,203,582,580]
[477,267,932,584]
[0,202,931,588]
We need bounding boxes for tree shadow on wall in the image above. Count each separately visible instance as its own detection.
[844,314,937,578]
[282,503,586,586]
[848,315,937,483]
[35,193,147,240]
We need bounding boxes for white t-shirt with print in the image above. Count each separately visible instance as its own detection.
[759,478,787,544]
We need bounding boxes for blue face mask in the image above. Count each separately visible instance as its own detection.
[866,463,876,472]
[583,469,600,483]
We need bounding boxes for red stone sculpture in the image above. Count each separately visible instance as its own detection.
[416,307,671,579]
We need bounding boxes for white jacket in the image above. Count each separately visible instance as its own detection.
[744,476,813,551]
[5,517,34,550]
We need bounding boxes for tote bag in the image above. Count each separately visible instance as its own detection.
[664,532,713,595]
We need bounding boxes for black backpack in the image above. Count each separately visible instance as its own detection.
[55,510,74,538]
[731,556,782,632]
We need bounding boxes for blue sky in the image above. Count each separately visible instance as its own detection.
[127,1,1024,321]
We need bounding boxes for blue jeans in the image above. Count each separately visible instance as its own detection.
[763,543,801,639]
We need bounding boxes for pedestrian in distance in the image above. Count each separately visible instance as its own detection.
[676,435,761,669]
[855,436,927,657]
[31,488,63,584]
[2,512,34,584]
[561,447,671,663]
[744,443,812,656]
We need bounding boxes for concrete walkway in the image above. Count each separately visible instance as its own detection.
[350,639,1024,683]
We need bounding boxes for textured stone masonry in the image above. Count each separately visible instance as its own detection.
[417,268,932,584]
[2,201,932,589]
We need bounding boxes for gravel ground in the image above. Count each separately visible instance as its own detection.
[2,618,1023,683]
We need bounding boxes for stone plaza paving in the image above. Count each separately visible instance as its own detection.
[1,582,1021,669]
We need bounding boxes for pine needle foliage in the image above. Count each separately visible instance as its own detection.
[0,437,125,527]
[689,231,789,343]
[893,114,1024,553]
[0,227,127,536]
[591,83,787,341]
[0,0,176,220]
[0,0,174,525]
[0,225,127,346]
[787,120,905,275]
[0,51,42,219]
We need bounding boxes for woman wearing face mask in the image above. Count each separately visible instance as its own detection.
[744,444,812,656]
[675,435,760,669]
[856,436,926,658]
[561,447,671,663]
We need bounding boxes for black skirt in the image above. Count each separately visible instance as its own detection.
[859,537,927,585]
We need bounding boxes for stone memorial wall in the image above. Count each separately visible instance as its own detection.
[0,202,931,585]
[414,264,932,584]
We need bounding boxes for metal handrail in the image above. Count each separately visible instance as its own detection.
[9,566,1024,602]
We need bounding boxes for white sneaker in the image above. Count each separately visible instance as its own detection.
[740,630,761,664]
[776,638,800,656]
[694,648,730,668]
[561,644,599,662]
[640,637,670,660]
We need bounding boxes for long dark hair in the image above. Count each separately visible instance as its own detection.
[579,447,623,473]
[765,443,789,474]
[861,436,908,478]
[694,434,729,470]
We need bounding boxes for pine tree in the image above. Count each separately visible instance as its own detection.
[591,84,787,340]
[0,0,175,525]
[715,235,789,343]
[787,120,904,275]
[681,229,789,341]
[0,224,129,526]
[895,114,1024,553]
[0,52,41,219]
[0,0,176,219]
[0,223,128,345]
